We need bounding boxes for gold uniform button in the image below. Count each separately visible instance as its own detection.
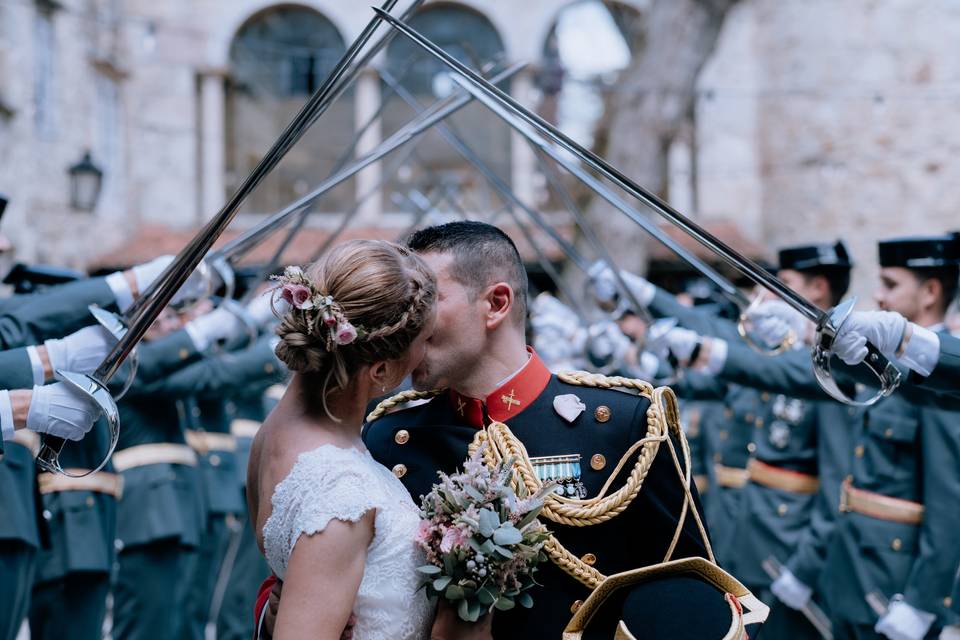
[724,408,733,418]
[891,538,902,551]
[855,445,865,458]
[86,496,96,508]
[755,418,764,428]
[594,406,611,423]
[777,504,788,517]
[209,454,221,467]
[264,363,276,374]
[590,454,606,471]
[761,392,770,402]
[718,430,729,441]
[747,443,757,453]
[884,428,894,439]
[945,597,953,608]
[178,348,190,360]
[394,430,410,445]
[392,464,407,479]
[581,553,597,566]
[570,600,583,614]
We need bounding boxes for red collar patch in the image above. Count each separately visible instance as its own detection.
[449,348,552,429]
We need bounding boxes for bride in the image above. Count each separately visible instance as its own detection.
[247,240,485,640]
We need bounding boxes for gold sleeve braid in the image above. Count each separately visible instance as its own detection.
[469,371,714,590]
[365,388,445,423]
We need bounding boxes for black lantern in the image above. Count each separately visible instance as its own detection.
[68,151,103,212]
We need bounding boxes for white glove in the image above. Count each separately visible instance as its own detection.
[44,325,116,374]
[940,624,960,640]
[587,262,656,309]
[664,327,701,363]
[26,382,102,441]
[131,255,174,295]
[833,310,907,365]
[586,321,632,366]
[770,568,812,611]
[184,307,246,351]
[745,299,810,348]
[132,255,214,307]
[247,290,287,327]
[875,599,936,640]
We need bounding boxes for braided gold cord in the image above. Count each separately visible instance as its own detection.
[365,388,445,423]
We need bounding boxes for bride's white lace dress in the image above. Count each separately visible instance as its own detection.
[262,444,432,639]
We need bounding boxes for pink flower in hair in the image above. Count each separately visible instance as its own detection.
[281,284,314,310]
[334,322,358,345]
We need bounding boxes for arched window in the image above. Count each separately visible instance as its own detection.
[381,3,509,213]
[225,6,353,214]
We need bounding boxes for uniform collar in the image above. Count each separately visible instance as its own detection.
[449,348,552,428]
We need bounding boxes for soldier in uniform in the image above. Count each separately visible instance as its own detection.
[356,222,754,639]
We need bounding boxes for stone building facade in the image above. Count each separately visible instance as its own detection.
[0,0,957,301]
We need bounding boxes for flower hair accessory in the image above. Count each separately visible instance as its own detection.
[271,265,365,350]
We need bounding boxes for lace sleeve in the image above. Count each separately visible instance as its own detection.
[263,446,381,578]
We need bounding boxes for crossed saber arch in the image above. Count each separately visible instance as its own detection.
[36,5,901,489]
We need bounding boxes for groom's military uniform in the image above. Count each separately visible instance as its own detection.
[364,349,755,639]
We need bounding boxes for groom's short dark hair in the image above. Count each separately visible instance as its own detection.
[407,221,528,324]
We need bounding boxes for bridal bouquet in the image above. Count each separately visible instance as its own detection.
[415,447,554,622]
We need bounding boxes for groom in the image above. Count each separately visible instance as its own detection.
[265,221,735,638]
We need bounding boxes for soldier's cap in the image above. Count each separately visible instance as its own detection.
[878,234,960,268]
[3,262,85,293]
[778,241,853,272]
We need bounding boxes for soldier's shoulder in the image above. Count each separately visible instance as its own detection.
[554,371,655,407]
[363,388,447,433]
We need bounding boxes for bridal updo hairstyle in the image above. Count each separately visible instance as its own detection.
[273,240,436,403]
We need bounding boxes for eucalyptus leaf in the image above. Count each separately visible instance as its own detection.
[479,539,496,554]
[458,598,471,622]
[478,588,496,605]
[515,504,544,530]
[493,545,514,559]
[417,565,442,575]
[518,592,534,608]
[445,584,465,600]
[433,576,452,591]
[464,484,485,501]
[478,508,500,537]
[493,525,522,546]
[494,597,516,611]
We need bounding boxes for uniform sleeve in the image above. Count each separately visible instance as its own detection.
[648,287,742,341]
[135,336,284,399]
[902,406,960,620]
[912,334,960,396]
[0,277,118,350]
[785,405,853,585]
[0,348,37,390]
[671,370,728,401]
[718,342,830,400]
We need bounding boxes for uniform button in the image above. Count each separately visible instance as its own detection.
[724,408,733,418]
[755,418,764,428]
[884,428,894,439]
[745,414,754,423]
[945,597,953,608]
[570,600,583,614]
[761,392,770,402]
[747,443,757,453]
[210,454,221,467]
[191,407,201,418]
[392,464,407,479]
[115,539,125,552]
[178,348,190,360]
[86,496,95,508]
[855,445,865,458]
[581,553,597,566]
[394,430,410,445]
[777,504,788,517]
[264,363,276,374]
[590,454,606,471]
[719,430,729,441]
[42,509,52,520]
[594,406,611,423]
[891,538,902,551]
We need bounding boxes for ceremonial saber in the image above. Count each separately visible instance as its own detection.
[34,1,403,475]
[380,67,648,325]
[762,557,834,640]
[206,62,524,268]
[376,8,901,407]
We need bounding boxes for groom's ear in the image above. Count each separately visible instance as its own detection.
[483,282,515,330]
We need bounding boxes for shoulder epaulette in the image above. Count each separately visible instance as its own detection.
[557,370,654,399]
[365,388,445,423]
